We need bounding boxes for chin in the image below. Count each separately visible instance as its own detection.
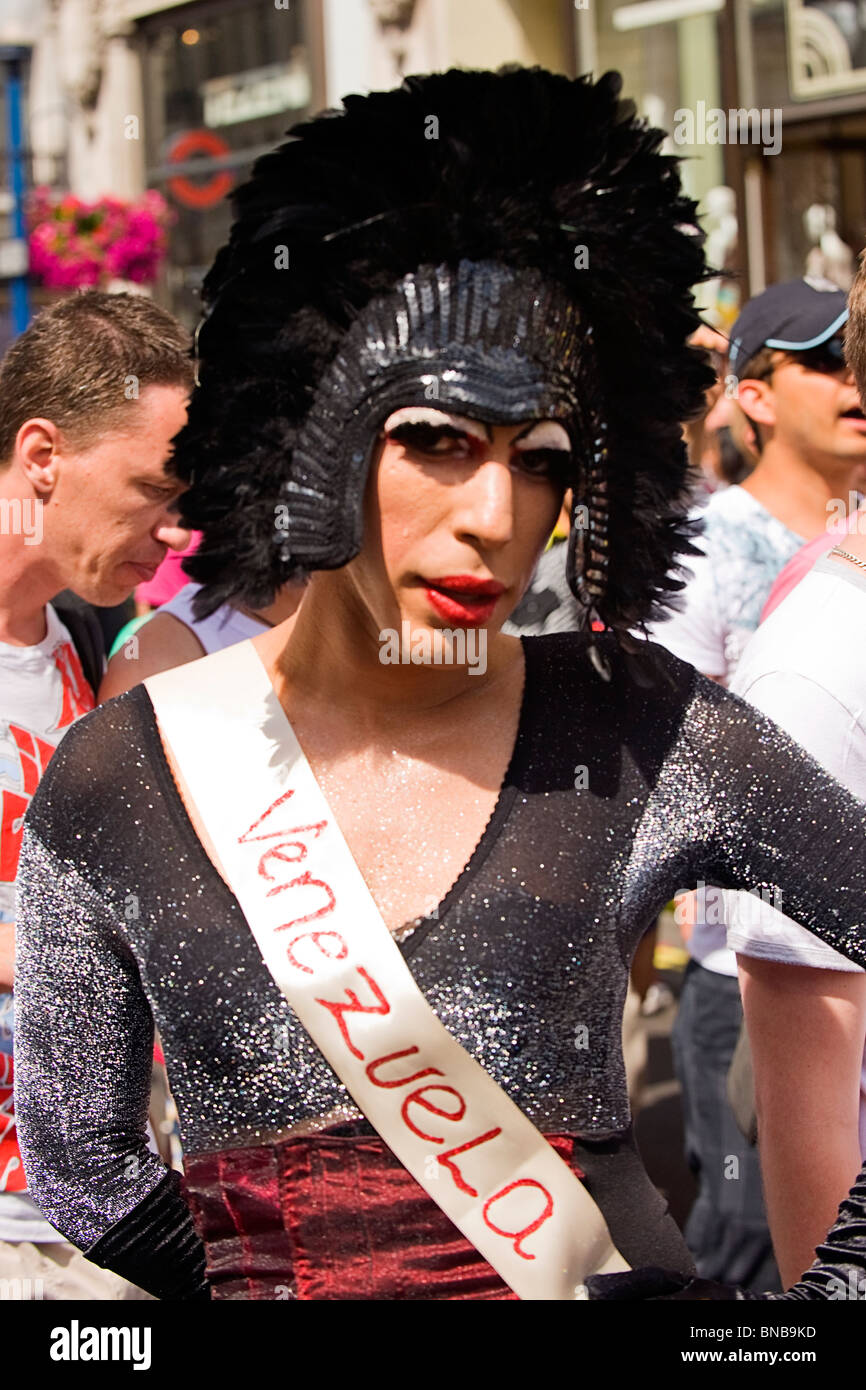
[73,577,136,609]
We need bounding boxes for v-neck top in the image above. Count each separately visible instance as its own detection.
[14,630,866,1295]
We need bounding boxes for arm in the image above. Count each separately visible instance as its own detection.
[724,669,866,1283]
[738,956,866,1286]
[99,612,205,701]
[588,673,866,1302]
[14,825,208,1298]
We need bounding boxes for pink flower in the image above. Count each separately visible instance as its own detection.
[27,188,170,289]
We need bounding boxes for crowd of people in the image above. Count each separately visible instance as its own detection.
[2,65,866,1303]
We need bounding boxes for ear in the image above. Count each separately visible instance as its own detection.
[735,377,777,430]
[15,419,63,494]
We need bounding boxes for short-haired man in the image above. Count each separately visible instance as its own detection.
[727,252,866,1286]
[648,278,866,1290]
[0,290,192,1297]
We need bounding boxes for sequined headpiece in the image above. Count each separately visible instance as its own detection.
[174,66,713,662]
[289,261,581,539]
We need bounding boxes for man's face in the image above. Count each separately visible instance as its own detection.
[339,407,569,640]
[42,384,191,606]
[759,338,866,473]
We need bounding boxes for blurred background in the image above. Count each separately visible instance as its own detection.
[1,0,866,350]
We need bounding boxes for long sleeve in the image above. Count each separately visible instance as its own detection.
[676,676,866,972]
[14,825,208,1299]
[726,666,866,970]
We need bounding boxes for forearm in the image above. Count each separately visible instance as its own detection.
[739,956,866,1286]
[781,1158,866,1300]
[759,1112,862,1287]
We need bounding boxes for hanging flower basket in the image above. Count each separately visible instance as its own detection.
[27,188,173,291]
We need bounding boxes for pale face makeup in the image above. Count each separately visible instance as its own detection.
[333,406,572,645]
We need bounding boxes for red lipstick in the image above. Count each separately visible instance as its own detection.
[423,574,506,626]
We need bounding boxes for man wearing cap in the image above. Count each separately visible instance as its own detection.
[648,277,866,1291]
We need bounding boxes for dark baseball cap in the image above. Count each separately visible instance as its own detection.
[728,277,849,378]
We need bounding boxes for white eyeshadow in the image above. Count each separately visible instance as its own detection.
[383,407,489,441]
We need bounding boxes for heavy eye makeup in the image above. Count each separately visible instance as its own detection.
[382,408,572,480]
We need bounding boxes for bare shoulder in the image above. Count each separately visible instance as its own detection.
[99,612,206,700]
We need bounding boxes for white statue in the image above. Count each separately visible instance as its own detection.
[804,203,855,290]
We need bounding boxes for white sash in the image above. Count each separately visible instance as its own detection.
[145,641,630,1300]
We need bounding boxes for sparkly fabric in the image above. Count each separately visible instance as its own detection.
[13,632,866,1292]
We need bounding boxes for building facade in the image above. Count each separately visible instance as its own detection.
[17,0,572,325]
[7,0,866,331]
[583,0,866,314]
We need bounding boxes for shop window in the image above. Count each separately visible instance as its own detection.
[138,0,316,325]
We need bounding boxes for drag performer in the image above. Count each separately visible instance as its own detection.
[13,68,866,1301]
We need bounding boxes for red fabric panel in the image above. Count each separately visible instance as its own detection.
[183,1129,583,1301]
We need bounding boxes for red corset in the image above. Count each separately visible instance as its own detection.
[182,1128,584,1300]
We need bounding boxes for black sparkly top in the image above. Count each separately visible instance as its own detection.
[14,633,866,1299]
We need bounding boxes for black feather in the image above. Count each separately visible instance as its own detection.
[173,66,714,633]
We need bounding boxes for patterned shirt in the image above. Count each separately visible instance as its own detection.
[647,485,807,684]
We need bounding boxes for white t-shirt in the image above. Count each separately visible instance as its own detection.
[647,484,807,974]
[726,554,866,1156]
[1,603,95,1241]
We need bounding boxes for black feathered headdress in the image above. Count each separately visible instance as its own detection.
[174,66,714,663]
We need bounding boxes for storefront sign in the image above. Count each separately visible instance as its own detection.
[167,129,233,210]
[202,60,311,129]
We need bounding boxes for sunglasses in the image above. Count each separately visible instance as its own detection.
[789,337,848,374]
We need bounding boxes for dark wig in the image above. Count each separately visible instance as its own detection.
[173,66,714,638]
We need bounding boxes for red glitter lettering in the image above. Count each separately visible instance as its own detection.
[482,1180,554,1260]
[238,788,301,843]
[238,792,331,894]
[365,1047,444,1089]
[285,930,348,975]
[400,1084,466,1143]
[271,871,336,930]
[437,1128,503,1197]
[257,822,327,885]
[315,967,391,1060]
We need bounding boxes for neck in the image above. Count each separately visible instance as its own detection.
[0,490,60,644]
[247,584,305,628]
[261,572,520,723]
[740,441,856,540]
